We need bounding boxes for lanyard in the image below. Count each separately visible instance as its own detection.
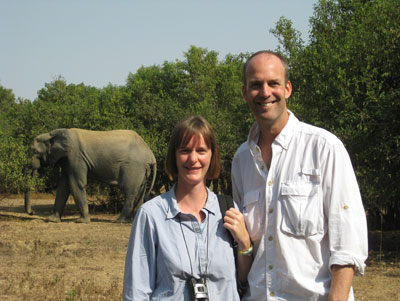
[179,212,209,278]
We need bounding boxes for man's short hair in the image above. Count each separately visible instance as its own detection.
[165,115,220,181]
[242,50,290,86]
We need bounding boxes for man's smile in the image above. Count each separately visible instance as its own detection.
[258,99,279,107]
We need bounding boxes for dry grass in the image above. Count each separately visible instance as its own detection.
[353,263,400,300]
[1,195,399,300]
[0,195,130,300]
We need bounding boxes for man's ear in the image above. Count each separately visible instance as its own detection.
[285,80,292,99]
[242,85,247,102]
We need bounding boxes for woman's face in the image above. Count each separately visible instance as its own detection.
[176,134,212,187]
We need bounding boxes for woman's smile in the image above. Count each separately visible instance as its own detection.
[176,134,212,186]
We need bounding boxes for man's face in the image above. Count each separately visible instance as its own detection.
[242,53,292,129]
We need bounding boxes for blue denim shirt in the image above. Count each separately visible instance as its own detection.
[123,186,239,301]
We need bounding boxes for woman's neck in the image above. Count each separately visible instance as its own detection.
[175,182,208,222]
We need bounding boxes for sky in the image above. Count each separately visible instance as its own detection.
[1,0,317,101]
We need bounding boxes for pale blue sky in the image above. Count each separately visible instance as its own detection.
[0,0,317,101]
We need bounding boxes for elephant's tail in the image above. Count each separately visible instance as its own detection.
[145,162,157,200]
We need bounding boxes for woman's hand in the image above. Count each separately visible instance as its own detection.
[223,208,253,284]
[223,208,251,251]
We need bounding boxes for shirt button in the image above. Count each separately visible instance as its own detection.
[268,180,273,186]
[269,264,274,270]
[344,205,349,209]
[268,208,274,214]
[268,236,273,241]
[261,165,264,170]
[270,292,275,297]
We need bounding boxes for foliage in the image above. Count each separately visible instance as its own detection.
[0,47,250,203]
[1,0,399,229]
[122,46,250,194]
[0,130,28,193]
[0,86,42,193]
[272,0,400,230]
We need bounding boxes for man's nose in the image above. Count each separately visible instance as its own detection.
[260,83,272,98]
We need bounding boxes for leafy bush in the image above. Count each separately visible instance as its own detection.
[0,135,31,193]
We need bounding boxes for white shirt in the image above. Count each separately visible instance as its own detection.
[232,112,368,301]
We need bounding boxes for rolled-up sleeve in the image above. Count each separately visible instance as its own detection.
[123,207,157,300]
[323,140,368,275]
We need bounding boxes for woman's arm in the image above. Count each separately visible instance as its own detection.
[223,208,253,283]
[123,208,157,300]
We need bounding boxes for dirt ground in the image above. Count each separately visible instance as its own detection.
[0,194,399,300]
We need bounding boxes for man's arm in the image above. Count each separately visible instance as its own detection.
[323,139,368,300]
[328,264,355,301]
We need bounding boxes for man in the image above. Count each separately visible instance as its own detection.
[231,51,368,300]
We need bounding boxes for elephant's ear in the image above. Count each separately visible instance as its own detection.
[33,133,52,154]
[48,129,71,164]
[30,132,52,166]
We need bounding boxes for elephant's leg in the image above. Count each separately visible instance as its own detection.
[116,170,146,223]
[47,169,70,223]
[69,172,90,223]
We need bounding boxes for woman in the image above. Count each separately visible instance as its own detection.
[123,116,252,300]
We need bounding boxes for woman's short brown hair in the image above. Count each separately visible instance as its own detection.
[165,115,220,181]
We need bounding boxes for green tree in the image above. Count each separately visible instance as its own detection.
[272,0,400,229]
[0,85,41,193]
[34,77,103,131]
[122,46,250,195]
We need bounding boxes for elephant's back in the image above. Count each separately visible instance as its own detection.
[70,128,155,163]
[70,128,147,146]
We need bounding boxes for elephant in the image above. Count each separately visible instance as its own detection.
[24,128,157,223]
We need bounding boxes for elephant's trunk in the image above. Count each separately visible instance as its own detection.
[31,154,41,170]
[24,163,38,215]
[24,189,33,215]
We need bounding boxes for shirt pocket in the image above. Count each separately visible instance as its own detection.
[280,181,323,237]
[242,189,264,242]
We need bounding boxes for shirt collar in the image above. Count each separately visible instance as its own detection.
[247,110,299,152]
[165,184,218,219]
[275,110,297,150]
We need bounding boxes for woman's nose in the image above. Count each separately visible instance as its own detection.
[188,151,197,162]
